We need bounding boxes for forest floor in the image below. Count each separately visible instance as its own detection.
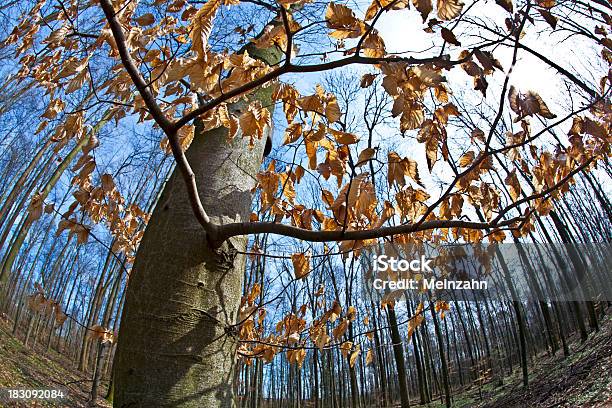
[0,318,111,407]
[0,315,611,407]
[425,314,612,408]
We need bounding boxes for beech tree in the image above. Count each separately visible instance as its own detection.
[0,0,610,407]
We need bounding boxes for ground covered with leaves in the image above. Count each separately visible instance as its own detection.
[427,315,612,408]
[0,316,610,407]
[0,320,110,407]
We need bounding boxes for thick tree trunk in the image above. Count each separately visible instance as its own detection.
[113,125,267,407]
[113,41,281,408]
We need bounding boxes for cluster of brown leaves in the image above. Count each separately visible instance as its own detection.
[87,324,115,344]
[238,283,365,368]
[53,133,149,263]
[26,283,68,327]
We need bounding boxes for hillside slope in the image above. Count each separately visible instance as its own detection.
[0,316,610,407]
[0,319,110,407]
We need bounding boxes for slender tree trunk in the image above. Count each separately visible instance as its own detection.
[429,300,451,408]
[386,306,410,408]
[0,135,89,284]
[89,341,107,406]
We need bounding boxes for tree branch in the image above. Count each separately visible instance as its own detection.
[173,53,471,131]
[214,217,521,244]
[99,0,216,235]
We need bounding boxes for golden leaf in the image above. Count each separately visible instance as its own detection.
[312,328,330,351]
[42,99,65,120]
[400,101,425,131]
[437,0,464,20]
[333,318,349,340]
[239,103,271,145]
[298,94,324,113]
[471,128,486,143]
[362,32,386,58]
[88,325,115,344]
[279,172,296,203]
[100,174,115,193]
[537,0,555,8]
[325,98,342,123]
[329,128,358,145]
[346,306,357,321]
[27,193,44,224]
[295,165,305,183]
[54,307,68,327]
[57,57,89,80]
[508,86,557,121]
[365,349,374,365]
[287,332,300,344]
[439,198,451,219]
[365,0,409,20]
[305,138,318,170]
[179,124,196,150]
[425,137,438,171]
[257,169,280,210]
[474,49,503,73]
[325,2,366,39]
[450,194,463,217]
[339,341,353,357]
[435,84,449,103]
[458,151,475,167]
[283,123,302,145]
[291,252,311,280]
[489,229,506,242]
[330,301,342,322]
[189,0,222,59]
[435,300,450,319]
[287,348,307,368]
[407,302,425,339]
[387,152,422,187]
[356,148,376,166]
[349,345,361,368]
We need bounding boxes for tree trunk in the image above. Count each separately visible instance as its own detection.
[113,41,281,407]
[386,306,410,408]
[429,300,451,408]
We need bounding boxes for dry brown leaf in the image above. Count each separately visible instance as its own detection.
[326,2,366,39]
[135,13,155,26]
[458,151,475,167]
[329,128,359,145]
[504,169,521,201]
[360,73,377,88]
[538,8,557,29]
[291,252,311,280]
[495,0,513,13]
[413,0,433,21]
[189,0,221,59]
[349,345,361,367]
[437,0,464,20]
[441,27,461,45]
[356,148,376,166]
